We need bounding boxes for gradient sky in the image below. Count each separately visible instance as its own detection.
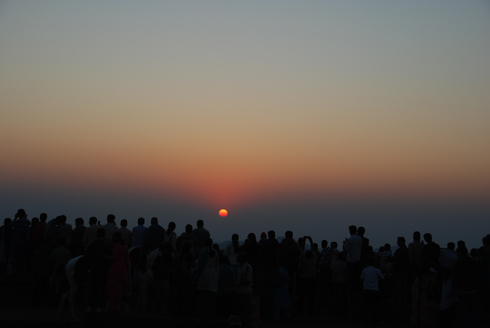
[1,1,489,248]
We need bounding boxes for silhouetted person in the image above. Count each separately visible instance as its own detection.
[192,219,210,256]
[232,252,253,328]
[360,257,384,326]
[0,218,13,274]
[224,234,241,270]
[357,226,370,266]
[277,230,301,299]
[345,225,362,294]
[85,228,111,312]
[217,255,235,319]
[408,231,424,292]
[177,223,195,257]
[101,214,117,242]
[115,219,133,247]
[297,236,317,316]
[196,237,219,318]
[241,232,260,266]
[82,216,98,247]
[423,233,440,270]
[150,243,172,315]
[132,217,147,248]
[49,238,70,304]
[318,239,332,297]
[453,246,479,328]
[71,218,86,257]
[394,236,410,304]
[440,242,457,270]
[106,231,131,313]
[31,213,47,251]
[145,217,165,252]
[55,215,72,248]
[164,221,177,257]
[11,209,30,275]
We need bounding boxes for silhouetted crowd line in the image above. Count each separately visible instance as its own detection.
[0,209,489,328]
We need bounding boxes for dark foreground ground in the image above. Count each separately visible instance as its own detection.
[0,273,467,328]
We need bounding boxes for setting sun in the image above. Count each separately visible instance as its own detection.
[219,209,228,217]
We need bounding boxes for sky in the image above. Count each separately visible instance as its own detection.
[1,1,489,249]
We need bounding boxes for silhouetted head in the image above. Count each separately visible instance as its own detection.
[4,218,12,226]
[120,219,127,227]
[40,213,47,222]
[232,234,239,241]
[384,243,391,251]
[423,233,433,243]
[197,220,204,228]
[89,216,97,225]
[185,224,193,233]
[167,221,176,233]
[321,240,328,248]
[59,215,67,224]
[457,240,466,248]
[16,209,26,219]
[75,218,84,227]
[285,230,293,239]
[413,231,420,241]
[107,214,115,223]
[247,233,256,242]
[331,241,338,249]
[138,217,145,225]
[268,230,276,239]
[96,228,106,239]
[31,217,39,226]
[349,225,357,235]
[483,235,490,246]
[447,242,455,251]
[358,226,365,236]
[151,217,158,225]
[397,237,406,247]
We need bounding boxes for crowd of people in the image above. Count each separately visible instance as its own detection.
[0,208,489,328]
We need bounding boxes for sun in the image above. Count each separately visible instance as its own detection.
[219,209,228,217]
